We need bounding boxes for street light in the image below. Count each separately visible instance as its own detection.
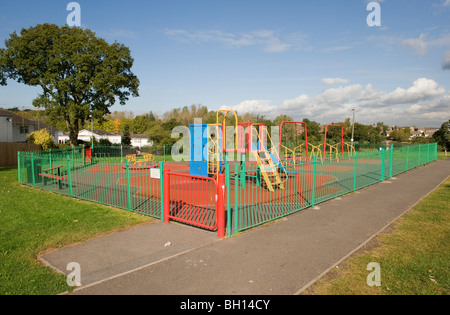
[89,114,93,145]
[351,107,355,155]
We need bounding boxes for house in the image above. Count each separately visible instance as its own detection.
[77,129,122,144]
[0,108,63,144]
[59,129,151,148]
[409,126,438,139]
[130,133,151,148]
[0,110,14,142]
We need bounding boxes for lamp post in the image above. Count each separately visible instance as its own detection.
[351,107,355,155]
[89,114,93,145]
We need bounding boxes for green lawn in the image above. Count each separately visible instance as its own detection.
[437,151,449,160]
[303,176,450,295]
[0,167,152,295]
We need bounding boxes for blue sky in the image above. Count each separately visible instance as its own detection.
[1,0,449,127]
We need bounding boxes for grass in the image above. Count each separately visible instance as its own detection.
[437,151,448,161]
[302,176,450,295]
[0,167,153,295]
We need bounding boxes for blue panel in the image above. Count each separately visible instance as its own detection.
[190,124,208,177]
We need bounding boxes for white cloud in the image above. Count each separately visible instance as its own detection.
[221,78,449,127]
[444,0,450,7]
[402,33,450,56]
[402,33,428,56]
[376,78,445,106]
[322,78,350,87]
[220,100,276,114]
[164,28,307,53]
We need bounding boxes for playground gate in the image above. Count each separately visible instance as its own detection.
[163,170,225,237]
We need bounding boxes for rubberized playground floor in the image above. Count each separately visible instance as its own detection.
[40,158,450,295]
[76,160,350,207]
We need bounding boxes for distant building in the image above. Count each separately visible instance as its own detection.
[58,129,151,148]
[0,108,63,143]
[409,126,438,139]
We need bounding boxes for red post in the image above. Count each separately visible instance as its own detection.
[217,173,226,238]
[163,169,171,223]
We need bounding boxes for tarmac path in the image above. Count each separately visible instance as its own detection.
[40,158,449,295]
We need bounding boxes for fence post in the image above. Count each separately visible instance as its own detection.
[434,143,438,161]
[163,168,171,223]
[225,162,231,237]
[311,155,317,207]
[121,144,123,163]
[126,159,132,211]
[66,155,73,198]
[240,159,246,188]
[417,144,421,166]
[380,149,385,182]
[256,165,261,187]
[17,151,21,183]
[159,162,164,221]
[49,148,52,171]
[217,173,225,238]
[353,151,358,192]
[31,152,36,187]
[82,145,85,166]
[389,144,393,179]
[406,146,410,170]
[234,163,239,235]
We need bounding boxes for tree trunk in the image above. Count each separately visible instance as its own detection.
[66,117,79,147]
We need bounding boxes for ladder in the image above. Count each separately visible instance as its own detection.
[252,149,284,192]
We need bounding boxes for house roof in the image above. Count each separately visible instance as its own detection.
[0,108,62,134]
[80,129,147,139]
[131,133,148,139]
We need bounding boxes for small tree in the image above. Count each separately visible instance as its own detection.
[28,129,55,150]
[122,124,131,145]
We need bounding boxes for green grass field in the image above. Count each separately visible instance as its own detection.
[303,176,450,295]
[0,167,152,295]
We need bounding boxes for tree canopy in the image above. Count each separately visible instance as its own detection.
[0,23,139,145]
[433,120,450,152]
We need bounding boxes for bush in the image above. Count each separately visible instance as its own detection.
[27,129,55,150]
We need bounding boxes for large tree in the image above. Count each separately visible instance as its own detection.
[433,120,450,153]
[0,24,139,145]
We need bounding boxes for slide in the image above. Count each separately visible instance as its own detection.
[252,144,298,175]
[267,150,298,175]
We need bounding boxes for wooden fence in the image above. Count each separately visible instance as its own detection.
[0,143,41,167]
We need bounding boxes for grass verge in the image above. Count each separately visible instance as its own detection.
[0,167,153,295]
[302,176,450,295]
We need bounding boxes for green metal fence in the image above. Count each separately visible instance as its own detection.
[227,142,438,236]
[18,148,164,220]
[18,142,437,237]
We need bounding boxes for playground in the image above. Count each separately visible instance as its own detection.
[18,110,438,238]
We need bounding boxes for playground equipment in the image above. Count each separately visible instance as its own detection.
[278,121,313,165]
[189,110,308,191]
[321,124,355,162]
[125,153,158,169]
